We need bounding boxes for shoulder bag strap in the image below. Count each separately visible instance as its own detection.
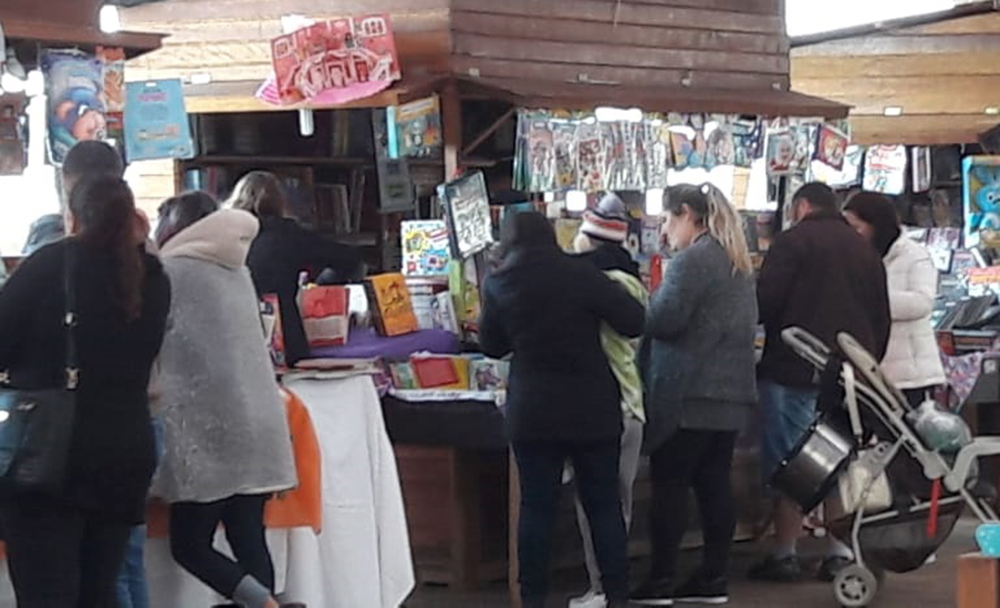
[64,240,79,391]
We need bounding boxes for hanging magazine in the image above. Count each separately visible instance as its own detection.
[439,171,494,259]
[401,220,450,276]
[644,120,672,189]
[527,117,556,192]
[553,121,578,189]
[577,121,604,192]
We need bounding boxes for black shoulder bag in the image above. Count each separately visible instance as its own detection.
[0,242,78,494]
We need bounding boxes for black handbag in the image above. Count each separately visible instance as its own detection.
[0,243,78,495]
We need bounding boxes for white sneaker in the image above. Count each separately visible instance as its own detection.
[568,590,608,608]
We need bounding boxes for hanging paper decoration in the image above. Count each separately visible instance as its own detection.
[123,79,195,162]
[963,156,1000,249]
[766,128,796,176]
[394,96,442,159]
[0,95,26,176]
[814,123,849,171]
[43,50,106,165]
[577,121,605,192]
[527,117,556,193]
[863,145,908,195]
[552,121,578,189]
[261,14,401,106]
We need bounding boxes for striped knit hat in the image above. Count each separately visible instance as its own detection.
[581,193,629,243]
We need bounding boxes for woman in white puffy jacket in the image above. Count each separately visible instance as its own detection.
[844,192,946,406]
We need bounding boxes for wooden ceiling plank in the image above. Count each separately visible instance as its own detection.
[451,11,786,55]
[849,113,1000,145]
[449,0,784,35]
[452,56,788,90]
[791,53,1000,79]
[597,0,781,15]
[888,11,1000,36]
[452,33,788,75]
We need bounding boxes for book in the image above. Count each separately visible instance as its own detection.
[365,273,419,337]
[297,285,349,347]
[438,171,494,259]
[401,220,450,276]
[470,358,510,392]
[260,294,287,369]
[434,291,460,335]
[395,95,442,159]
[389,362,418,390]
[411,354,470,390]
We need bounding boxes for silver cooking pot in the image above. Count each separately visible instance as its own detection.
[771,421,853,512]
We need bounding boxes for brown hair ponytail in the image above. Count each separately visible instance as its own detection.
[69,176,145,321]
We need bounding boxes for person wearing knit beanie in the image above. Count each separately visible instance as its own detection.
[580,193,630,244]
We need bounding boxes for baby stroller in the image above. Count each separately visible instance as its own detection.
[771,327,1000,607]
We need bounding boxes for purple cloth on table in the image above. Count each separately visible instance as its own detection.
[309,328,460,362]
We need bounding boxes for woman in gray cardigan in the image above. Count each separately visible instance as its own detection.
[632,184,758,607]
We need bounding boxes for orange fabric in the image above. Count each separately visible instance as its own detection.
[265,388,323,533]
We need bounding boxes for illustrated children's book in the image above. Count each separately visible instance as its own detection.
[365,273,419,336]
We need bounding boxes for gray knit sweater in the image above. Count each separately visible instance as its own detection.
[641,234,758,453]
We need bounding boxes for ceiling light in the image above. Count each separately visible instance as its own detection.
[99,5,122,34]
[883,106,903,117]
[595,106,643,123]
[190,72,212,85]
[566,190,588,213]
[986,107,1000,116]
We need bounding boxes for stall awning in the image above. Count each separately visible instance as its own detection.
[457,77,851,119]
[4,19,165,62]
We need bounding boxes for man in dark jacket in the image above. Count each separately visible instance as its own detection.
[751,182,891,583]
[479,211,644,608]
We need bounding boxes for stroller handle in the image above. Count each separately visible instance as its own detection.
[781,327,832,365]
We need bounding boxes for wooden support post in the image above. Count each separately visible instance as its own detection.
[450,449,483,591]
[508,449,522,608]
[442,79,462,181]
[462,106,516,158]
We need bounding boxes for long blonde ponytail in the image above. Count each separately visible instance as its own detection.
[666,183,753,276]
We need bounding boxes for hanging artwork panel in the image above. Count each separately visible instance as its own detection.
[814,124,849,171]
[439,171,495,259]
[863,145,908,195]
[963,156,1000,249]
[124,79,195,162]
[43,50,106,165]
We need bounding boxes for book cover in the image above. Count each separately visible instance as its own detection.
[433,291,460,335]
[411,354,470,390]
[260,294,287,369]
[366,273,419,337]
[401,220,450,276]
[389,362,418,390]
[395,95,441,158]
[963,156,1000,249]
[438,171,494,259]
[864,145,908,195]
[471,359,510,392]
[297,285,349,347]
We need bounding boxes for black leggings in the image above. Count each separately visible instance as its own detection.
[649,429,738,581]
[169,494,274,599]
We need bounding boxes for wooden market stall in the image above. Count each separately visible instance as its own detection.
[115,0,849,601]
[790,1,1000,146]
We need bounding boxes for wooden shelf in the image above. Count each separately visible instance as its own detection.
[183,155,371,167]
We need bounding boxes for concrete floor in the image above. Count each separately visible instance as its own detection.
[407,520,975,608]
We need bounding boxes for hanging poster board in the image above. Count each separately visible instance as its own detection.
[963,156,1000,249]
[438,172,494,259]
[43,50,106,165]
[124,79,195,162]
[863,145,908,195]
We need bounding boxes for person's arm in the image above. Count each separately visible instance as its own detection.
[645,249,708,341]
[757,234,800,326]
[478,279,512,359]
[298,224,365,283]
[871,261,893,361]
[889,253,938,322]
[0,250,50,369]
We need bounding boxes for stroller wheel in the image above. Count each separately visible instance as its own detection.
[833,564,879,607]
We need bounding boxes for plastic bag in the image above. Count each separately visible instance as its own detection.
[906,400,972,453]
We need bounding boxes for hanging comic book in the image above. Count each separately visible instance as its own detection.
[577,121,604,192]
[814,123,849,171]
[395,95,442,159]
[622,120,644,190]
[705,117,736,169]
[527,117,556,192]
[790,121,814,176]
[732,118,764,168]
[689,114,707,169]
[513,110,531,191]
[552,121,578,189]
[43,50,107,165]
[864,145,908,195]
[602,122,625,191]
[439,171,494,259]
[644,120,672,189]
[401,220,451,276]
[766,128,796,176]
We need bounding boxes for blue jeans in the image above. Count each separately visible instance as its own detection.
[759,379,819,482]
[116,417,164,608]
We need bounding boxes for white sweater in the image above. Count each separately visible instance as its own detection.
[881,235,946,389]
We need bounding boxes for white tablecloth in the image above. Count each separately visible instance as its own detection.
[1,374,416,608]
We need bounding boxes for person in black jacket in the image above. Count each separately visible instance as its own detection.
[479,212,644,608]
[750,182,891,584]
[229,171,365,365]
[0,175,170,607]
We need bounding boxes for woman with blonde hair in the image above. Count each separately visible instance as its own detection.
[632,184,758,606]
[229,171,364,365]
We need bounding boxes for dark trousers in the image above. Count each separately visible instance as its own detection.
[169,494,274,599]
[649,429,738,581]
[0,498,131,607]
[512,439,629,604]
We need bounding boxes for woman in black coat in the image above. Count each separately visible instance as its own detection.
[0,175,170,607]
[479,212,645,608]
[229,171,364,365]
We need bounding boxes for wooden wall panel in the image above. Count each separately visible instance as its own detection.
[890,11,1000,36]
[849,114,1000,146]
[794,34,1000,57]
[122,0,450,22]
[793,75,1000,115]
[129,160,177,217]
[791,53,1000,79]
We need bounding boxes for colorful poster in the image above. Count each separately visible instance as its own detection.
[395,96,441,158]
[439,171,494,259]
[766,129,796,176]
[553,121,578,189]
[577,121,604,192]
[863,145,908,195]
[401,220,450,276]
[963,156,1000,248]
[43,50,106,164]
[814,124,849,171]
[268,15,401,106]
[527,118,555,192]
[124,79,195,162]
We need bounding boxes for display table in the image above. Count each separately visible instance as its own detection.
[138,375,415,608]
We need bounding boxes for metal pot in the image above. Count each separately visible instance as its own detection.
[771,421,853,512]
